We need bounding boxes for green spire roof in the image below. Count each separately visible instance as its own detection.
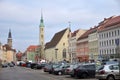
[39,12,44,27]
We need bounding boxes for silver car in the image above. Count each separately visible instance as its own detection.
[95,63,120,80]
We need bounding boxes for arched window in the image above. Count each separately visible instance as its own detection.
[63,48,66,58]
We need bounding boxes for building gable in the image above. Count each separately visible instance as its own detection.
[45,28,68,49]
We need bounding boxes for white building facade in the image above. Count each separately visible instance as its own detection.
[98,16,120,60]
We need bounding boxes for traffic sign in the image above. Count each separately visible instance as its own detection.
[115,39,119,46]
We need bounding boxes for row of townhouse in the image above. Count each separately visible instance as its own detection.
[98,16,120,60]
[72,15,120,62]
[45,15,120,63]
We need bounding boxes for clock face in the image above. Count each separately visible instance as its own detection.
[41,35,43,38]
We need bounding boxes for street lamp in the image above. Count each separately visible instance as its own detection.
[55,48,58,62]
[115,38,120,75]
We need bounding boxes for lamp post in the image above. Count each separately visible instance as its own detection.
[55,48,58,62]
[115,38,120,75]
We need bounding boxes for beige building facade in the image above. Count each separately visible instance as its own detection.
[6,50,16,63]
[88,27,98,61]
[45,28,70,62]
[0,29,16,64]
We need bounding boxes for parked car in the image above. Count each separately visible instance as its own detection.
[48,63,60,74]
[17,61,26,66]
[95,63,120,80]
[26,61,31,68]
[65,63,80,75]
[8,63,14,67]
[43,63,53,72]
[30,62,37,69]
[101,60,119,65]
[21,62,26,67]
[2,63,8,68]
[53,63,70,75]
[34,62,46,69]
[69,63,82,77]
[74,63,96,78]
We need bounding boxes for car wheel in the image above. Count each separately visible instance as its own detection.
[58,71,62,75]
[49,71,52,74]
[70,74,75,77]
[107,76,115,80]
[81,73,88,78]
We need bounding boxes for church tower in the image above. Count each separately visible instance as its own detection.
[7,29,12,48]
[39,12,45,59]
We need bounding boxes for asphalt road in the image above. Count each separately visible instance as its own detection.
[0,66,98,80]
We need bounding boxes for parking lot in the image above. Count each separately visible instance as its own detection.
[0,66,98,80]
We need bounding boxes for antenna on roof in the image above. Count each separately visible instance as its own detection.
[68,21,71,28]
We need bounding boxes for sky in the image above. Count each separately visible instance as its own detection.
[0,0,120,52]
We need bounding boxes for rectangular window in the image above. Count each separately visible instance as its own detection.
[112,39,114,45]
[107,40,108,46]
[109,32,111,37]
[118,30,119,35]
[115,30,117,36]
[107,33,108,38]
[109,40,111,45]
[99,34,101,39]
[112,31,114,36]
[112,49,114,54]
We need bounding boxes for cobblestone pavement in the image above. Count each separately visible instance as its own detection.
[0,66,98,80]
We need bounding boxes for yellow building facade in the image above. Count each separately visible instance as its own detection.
[45,28,70,62]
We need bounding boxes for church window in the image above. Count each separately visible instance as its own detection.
[63,48,66,58]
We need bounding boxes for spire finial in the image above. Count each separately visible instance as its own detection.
[41,9,43,19]
[8,29,12,38]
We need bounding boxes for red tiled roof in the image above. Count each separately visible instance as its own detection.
[2,44,16,52]
[3,44,12,50]
[45,28,68,49]
[77,26,98,41]
[71,29,79,37]
[16,52,22,57]
[98,15,120,31]
[27,45,39,52]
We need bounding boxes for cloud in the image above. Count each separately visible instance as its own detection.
[0,0,120,52]
[0,1,40,24]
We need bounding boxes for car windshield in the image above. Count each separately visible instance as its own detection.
[53,64,61,68]
[96,65,104,70]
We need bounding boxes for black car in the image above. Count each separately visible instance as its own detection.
[34,62,46,69]
[74,63,96,78]
[30,62,37,69]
